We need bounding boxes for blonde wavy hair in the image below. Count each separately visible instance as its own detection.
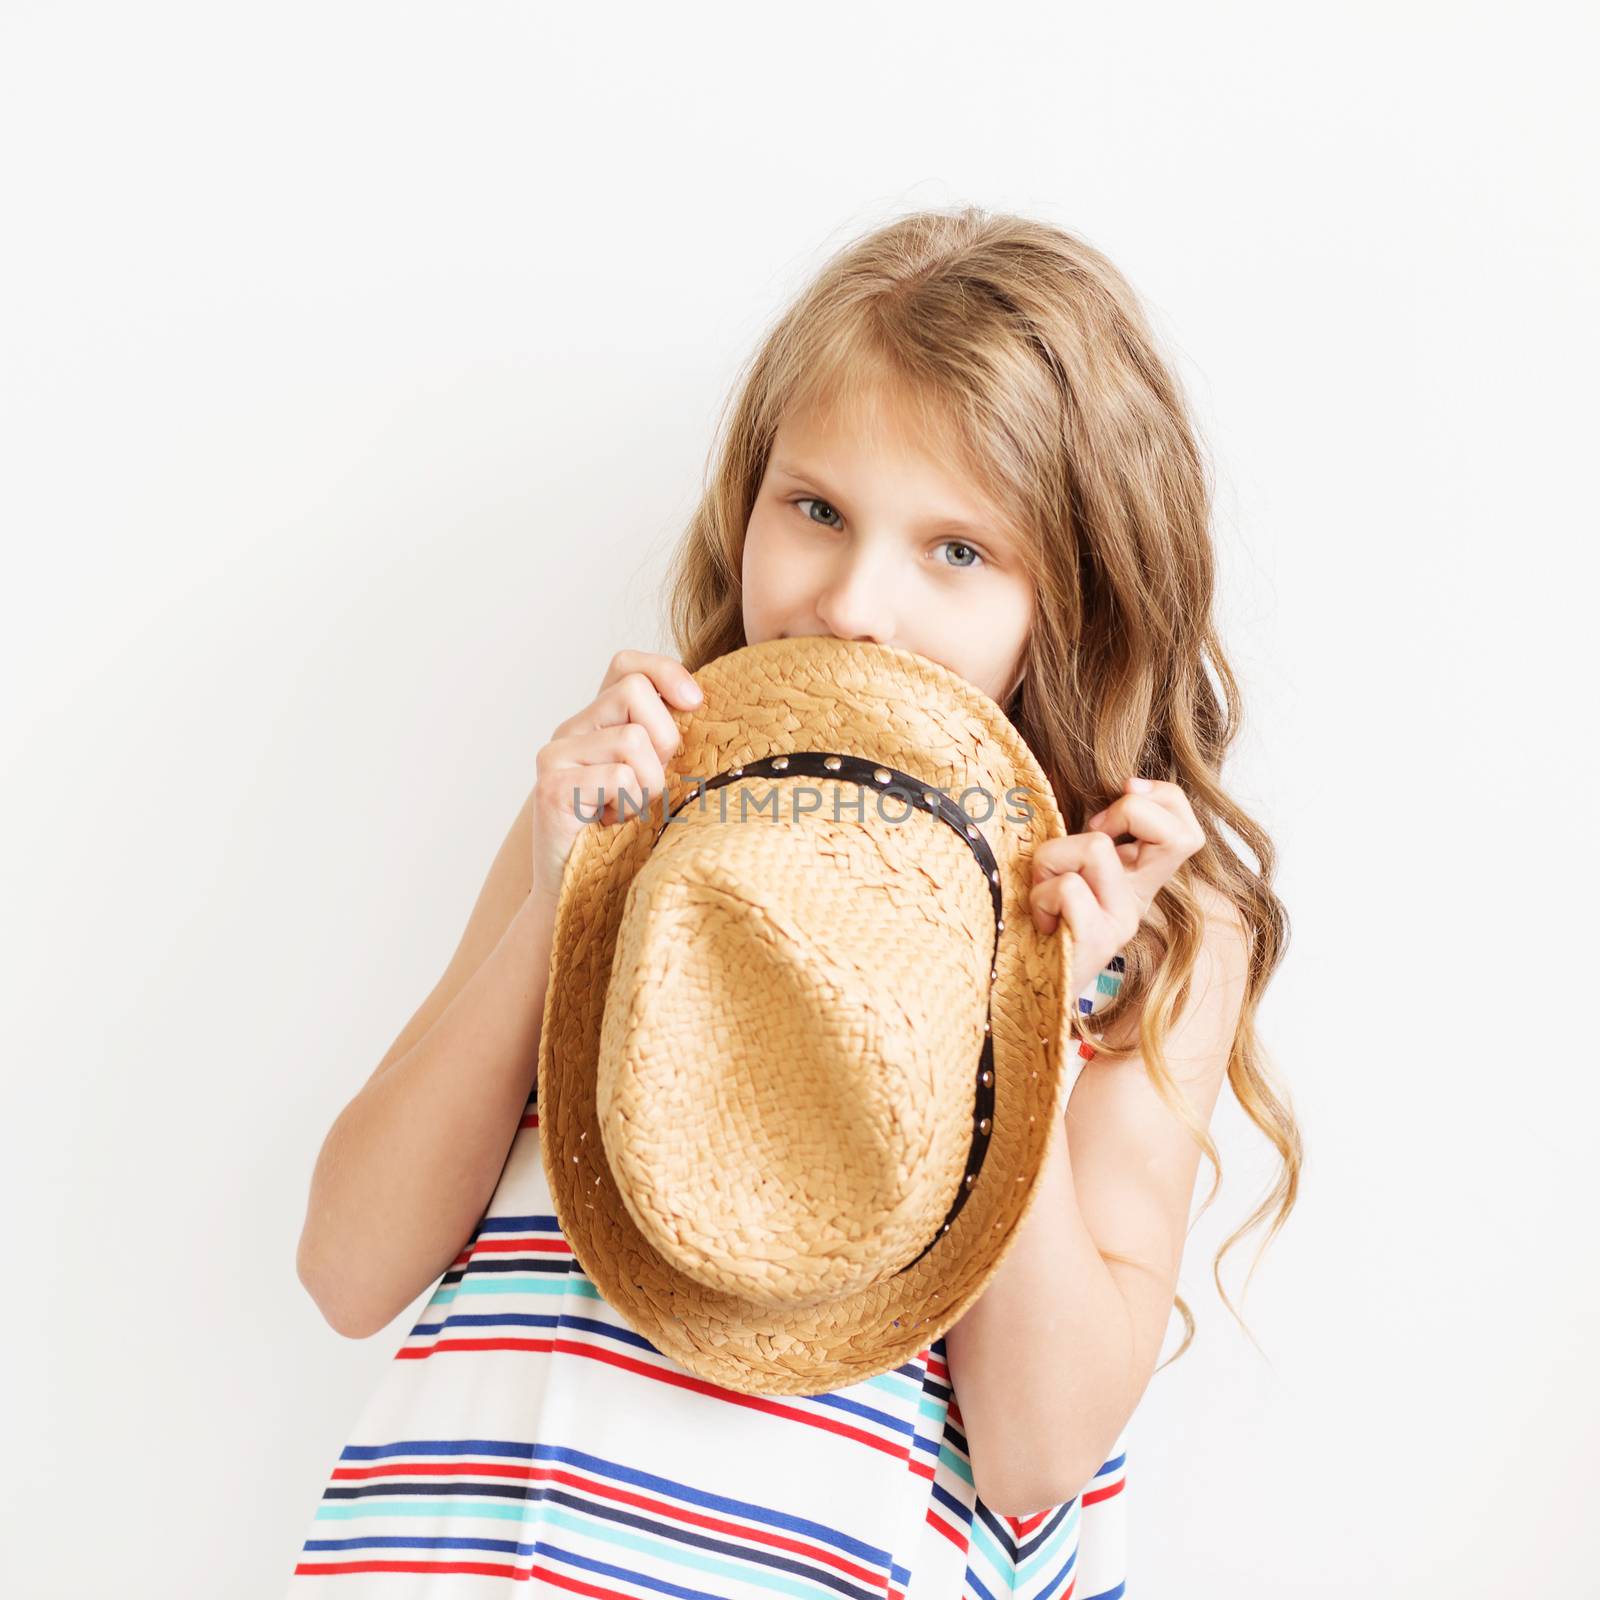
[661,205,1298,1367]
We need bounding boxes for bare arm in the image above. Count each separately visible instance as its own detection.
[296,784,546,1339]
[944,900,1245,1513]
[294,649,705,1341]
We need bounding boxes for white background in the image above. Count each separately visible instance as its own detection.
[3,2,1594,1593]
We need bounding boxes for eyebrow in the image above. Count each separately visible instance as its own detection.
[769,459,1001,542]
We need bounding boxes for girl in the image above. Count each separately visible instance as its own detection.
[287,206,1297,1598]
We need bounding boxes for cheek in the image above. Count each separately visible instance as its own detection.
[740,515,789,635]
[741,515,770,599]
[743,512,801,605]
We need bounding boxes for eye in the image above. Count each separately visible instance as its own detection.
[793,495,843,529]
[937,539,987,570]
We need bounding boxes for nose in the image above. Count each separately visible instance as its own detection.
[812,547,898,646]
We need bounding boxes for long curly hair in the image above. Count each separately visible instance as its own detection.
[661,205,1298,1367]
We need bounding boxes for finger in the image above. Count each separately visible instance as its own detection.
[1030,863,1098,940]
[1028,868,1064,935]
[1088,777,1200,835]
[541,722,669,805]
[1082,793,1187,851]
[1031,831,1144,937]
[1033,828,1132,889]
[1068,831,1144,923]
[558,670,685,769]
[1031,830,1084,879]
[605,673,689,768]
[1085,804,1197,899]
[552,761,654,827]
[1030,829,1124,901]
[1056,870,1096,948]
[600,649,704,710]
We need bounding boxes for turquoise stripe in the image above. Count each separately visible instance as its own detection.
[318,1495,879,1599]
[937,1440,975,1491]
[450,1276,573,1298]
[315,1498,531,1523]
[966,1498,1079,1583]
[850,1366,922,1405]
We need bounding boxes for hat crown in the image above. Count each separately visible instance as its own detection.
[597,794,996,1311]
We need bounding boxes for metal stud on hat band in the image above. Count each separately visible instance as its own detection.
[651,749,1004,1274]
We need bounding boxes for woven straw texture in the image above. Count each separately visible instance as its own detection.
[536,635,1076,1395]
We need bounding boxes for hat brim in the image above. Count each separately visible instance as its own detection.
[536,635,1077,1396]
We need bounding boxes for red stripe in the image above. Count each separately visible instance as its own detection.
[330,1459,543,1481]
[292,1555,740,1597]
[294,1559,525,1580]
[443,1232,567,1270]
[1083,1474,1125,1506]
[1005,1507,1051,1536]
[394,1335,914,1463]
[295,1556,636,1595]
[468,1236,571,1255]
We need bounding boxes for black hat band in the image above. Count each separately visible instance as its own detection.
[650,750,1004,1276]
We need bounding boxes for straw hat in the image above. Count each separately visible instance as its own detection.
[536,634,1080,1396]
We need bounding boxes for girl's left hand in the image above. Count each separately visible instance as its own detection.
[1027,776,1207,990]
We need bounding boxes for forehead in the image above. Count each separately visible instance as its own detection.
[771,382,1005,517]
[778,374,963,455]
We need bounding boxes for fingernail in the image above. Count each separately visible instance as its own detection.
[1129,776,1152,792]
[681,682,703,705]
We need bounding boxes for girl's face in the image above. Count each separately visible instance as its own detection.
[742,391,1035,706]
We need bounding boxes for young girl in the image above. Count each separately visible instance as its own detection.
[286,206,1297,1599]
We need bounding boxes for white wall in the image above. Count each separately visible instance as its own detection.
[3,2,1593,1593]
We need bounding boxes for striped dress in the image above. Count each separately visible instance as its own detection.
[283,956,1131,1600]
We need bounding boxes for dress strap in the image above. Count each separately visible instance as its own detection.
[1078,952,1126,1017]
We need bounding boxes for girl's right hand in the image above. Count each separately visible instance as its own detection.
[529,649,705,910]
